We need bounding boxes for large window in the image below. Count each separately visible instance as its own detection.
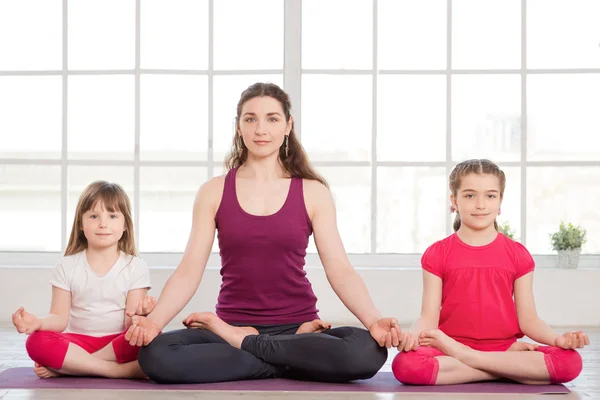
[1,0,599,266]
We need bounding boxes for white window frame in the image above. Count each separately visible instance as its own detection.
[1,0,599,268]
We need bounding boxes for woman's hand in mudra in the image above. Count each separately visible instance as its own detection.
[369,318,402,348]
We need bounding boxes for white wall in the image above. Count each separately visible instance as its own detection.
[1,266,598,330]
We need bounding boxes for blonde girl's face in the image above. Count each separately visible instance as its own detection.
[80,201,126,251]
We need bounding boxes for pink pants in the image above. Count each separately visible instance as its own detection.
[25,330,140,370]
[392,345,582,385]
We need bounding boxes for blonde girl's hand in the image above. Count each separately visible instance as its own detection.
[126,295,157,317]
[12,307,42,335]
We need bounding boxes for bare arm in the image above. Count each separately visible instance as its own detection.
[308,182,381,329]
[409,270,442,336]
[124,288,149,329]
[146,177,222,330]
[515,272,560,345]
[39,287,71,332]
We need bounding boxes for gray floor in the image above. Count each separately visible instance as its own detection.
[0,324,598,399]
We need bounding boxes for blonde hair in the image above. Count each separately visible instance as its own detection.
[65,181,137,256]
[449,159,506,232]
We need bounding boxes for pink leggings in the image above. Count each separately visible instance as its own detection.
[392,345,582,385]
[25,330,140,370]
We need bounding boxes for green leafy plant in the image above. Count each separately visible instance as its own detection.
[497,221,516,240]
[549,222,587,251]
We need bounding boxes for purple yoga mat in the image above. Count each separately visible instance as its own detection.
[0,368,570,394]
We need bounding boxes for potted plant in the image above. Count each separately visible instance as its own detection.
[497,220,517,241]
[549,222,587,269]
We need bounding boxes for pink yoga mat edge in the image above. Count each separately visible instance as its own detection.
[0,368,570,394]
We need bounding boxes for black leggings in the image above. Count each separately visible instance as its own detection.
[138,323,388,384]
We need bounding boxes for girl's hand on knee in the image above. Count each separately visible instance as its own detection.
[555,331,590,350]
[397,331,419,352]
[11,307,41,335]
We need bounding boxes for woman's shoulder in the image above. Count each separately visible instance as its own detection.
[202,174,226,192]
[301,178,332,215]
[195,174,227,203]
[302,178,330,198]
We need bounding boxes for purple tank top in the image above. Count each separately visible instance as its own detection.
[214,167,319,324]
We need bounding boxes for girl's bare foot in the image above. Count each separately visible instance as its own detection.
[184,312,258,349]
[119,360,148,380]
[34,362,62,379]
[296,319,331,334]
[419,329,472,359]
[507,341,538,351]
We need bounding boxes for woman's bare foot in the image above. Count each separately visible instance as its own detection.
[34,362,62,378]
[507,341,538,351]
[184,312,258,349]
[419,329,472,359]
[296,319,331,334]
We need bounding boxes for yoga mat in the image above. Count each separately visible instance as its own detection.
[0,368,570,394]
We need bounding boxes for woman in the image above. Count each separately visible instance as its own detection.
[125,82,403,384]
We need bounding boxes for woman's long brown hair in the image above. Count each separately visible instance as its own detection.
[224,82,328,188]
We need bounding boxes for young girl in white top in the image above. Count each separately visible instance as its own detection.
[12,181,154,379]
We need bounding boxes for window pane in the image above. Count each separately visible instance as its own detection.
[452,0,520,69]
[378,167,446,253]
[0,165,61,251]
[307,167,371,254]
[67,166,134,243]
[302,75,371,161]
[528,0,600,69]
[0,77,62,159]
[378,0,446,70]
[141,0,209,70]
[452,75,521,162]
[527,74,600,161]
[68,76,134,160]
[141,75,208,161]
[496,167,521,242]
[527,168,600,254]
[140,167,207,252]
[0,0,62,70]
[213,0,283,70]
[378,75,446,161]
[302,0,372,69]
[212,75,283,164]
[68,0,134,70]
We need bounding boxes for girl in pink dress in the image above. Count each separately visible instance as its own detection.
[392,159,588,385]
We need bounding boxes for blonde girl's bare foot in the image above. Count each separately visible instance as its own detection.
[296,319,332,334]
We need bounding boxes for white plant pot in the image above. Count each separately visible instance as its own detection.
[556,248,581,269]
